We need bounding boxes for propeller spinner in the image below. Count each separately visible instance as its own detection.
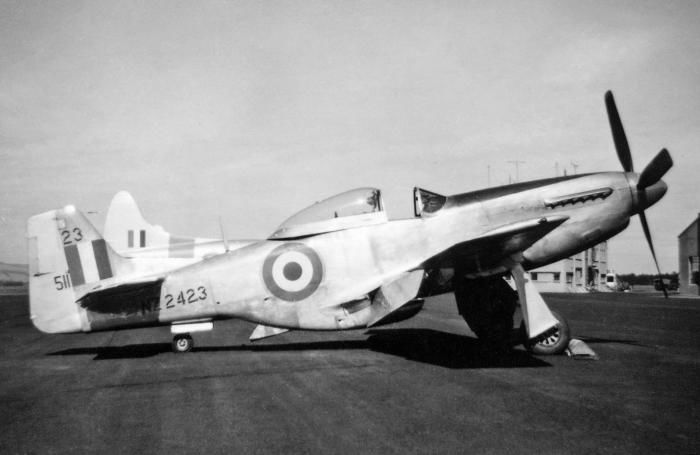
[605,91,673,297]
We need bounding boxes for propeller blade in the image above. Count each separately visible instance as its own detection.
[639,210,668,298]
[637,148,673,189]
[605,91,634,172]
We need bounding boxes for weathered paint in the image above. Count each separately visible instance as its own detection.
[28,168,668,335]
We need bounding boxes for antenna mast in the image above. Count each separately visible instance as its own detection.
[219,217,230,253]
[507,160,525,182]
[571,161,579,175]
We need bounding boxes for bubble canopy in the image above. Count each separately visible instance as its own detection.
[269,188,388,239]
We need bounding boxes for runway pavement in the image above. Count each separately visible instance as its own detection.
[1,291,698,454]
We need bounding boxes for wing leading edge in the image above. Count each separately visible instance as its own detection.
[424,215,569,276]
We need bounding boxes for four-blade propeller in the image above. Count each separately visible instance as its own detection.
[605,91,673,297]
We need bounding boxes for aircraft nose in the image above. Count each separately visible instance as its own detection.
[642,180,667,209]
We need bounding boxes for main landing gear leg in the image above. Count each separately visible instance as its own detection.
[172,333,194,353]
[511,264,570,355]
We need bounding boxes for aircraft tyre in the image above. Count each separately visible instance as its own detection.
[172,334,194,353]
[523,310,570,355]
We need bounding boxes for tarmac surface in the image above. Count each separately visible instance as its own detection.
[1,291,699,454]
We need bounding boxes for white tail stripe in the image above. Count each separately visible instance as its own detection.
[77,241,99,284]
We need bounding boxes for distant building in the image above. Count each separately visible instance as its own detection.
[528,242,609,292]
[678,213,700,296]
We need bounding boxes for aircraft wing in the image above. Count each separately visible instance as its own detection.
[423,215,569,275]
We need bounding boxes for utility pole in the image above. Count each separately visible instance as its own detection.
[507,160,525,182]
[571,161,579,175]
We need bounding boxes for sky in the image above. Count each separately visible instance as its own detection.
[1,0,699,273]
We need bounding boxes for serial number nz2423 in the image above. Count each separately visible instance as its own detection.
[164,286,209,309]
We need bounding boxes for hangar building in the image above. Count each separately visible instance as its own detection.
[528,242,608,292]
[678,213,700,296]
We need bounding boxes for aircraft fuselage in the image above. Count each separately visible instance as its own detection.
[78,170,665,333]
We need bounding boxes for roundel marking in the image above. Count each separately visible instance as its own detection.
[283,262,302,281]
[263,243,323,301]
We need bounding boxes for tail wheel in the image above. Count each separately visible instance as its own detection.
[523,310,570,355]
[172,334,194,353]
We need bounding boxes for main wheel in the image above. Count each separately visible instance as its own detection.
[523,310,570,355]
[172,334,194,353]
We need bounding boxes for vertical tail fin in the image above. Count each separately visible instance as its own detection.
[103,190,232,259]
[28,205,130,333]
[103,191,169,252]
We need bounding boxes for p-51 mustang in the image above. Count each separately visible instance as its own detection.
[28,92,672,354]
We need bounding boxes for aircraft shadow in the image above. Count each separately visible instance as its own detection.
[49,343,173,359]
[365,328,551,369]
[49,329,551,368]
[48,340,368,360]
[576,336,646,347]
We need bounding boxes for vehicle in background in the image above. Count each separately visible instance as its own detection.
[605,272,631,292]
[654,278,678,291]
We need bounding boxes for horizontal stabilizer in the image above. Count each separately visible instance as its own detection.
[250,324,289,341]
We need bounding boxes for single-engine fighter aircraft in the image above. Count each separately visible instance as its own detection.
[27,91,673,355]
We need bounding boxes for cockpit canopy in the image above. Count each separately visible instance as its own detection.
[269,188,388,239]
